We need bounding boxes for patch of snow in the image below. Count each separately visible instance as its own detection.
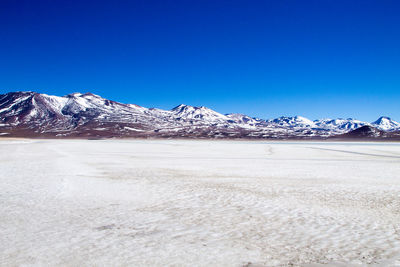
[124,127,144,131]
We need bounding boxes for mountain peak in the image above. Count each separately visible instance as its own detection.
[171,104,192,110]
[65,92,101,98]
[170,104,226,122]
[269,116,315,127]
[82,92,100,97]
[371,116,400,131]
[374,116,391,122]
[66,92,82,97]
[1,91,399,138]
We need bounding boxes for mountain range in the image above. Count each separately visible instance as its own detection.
[0,91,399,140]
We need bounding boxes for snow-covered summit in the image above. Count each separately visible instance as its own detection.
[171,104,227,122]
[225,113,262,125]
[314,118,368,132]
[1,91,399,139]
[267,116,316,128]
[371,116,400,131]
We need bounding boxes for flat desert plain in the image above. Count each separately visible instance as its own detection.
[1,139,400,267]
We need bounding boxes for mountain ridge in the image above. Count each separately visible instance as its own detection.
[0,91,399,139]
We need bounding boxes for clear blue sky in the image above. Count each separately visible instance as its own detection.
[1,0,399,122]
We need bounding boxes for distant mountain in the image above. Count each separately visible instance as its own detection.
[0,91,399,139]
[314,118,368,132]
[334,125,400,140]
[170,104,227,123]
[267,116,316,128]
[371,116,400,131]
[225,113,264,127]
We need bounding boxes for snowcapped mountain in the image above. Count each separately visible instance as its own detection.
[0,91,168,137]
[267,116,316,128]
[225,113,264,126]
[313,118,368,133]
[170,104,227,123]
[0,91,399,139]
[371,116,400,131]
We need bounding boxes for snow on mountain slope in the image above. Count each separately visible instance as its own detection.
[171,104,228,123]
[267,116,316,128]
[0,92,69,127]
[371,116,400,131]
[314,118,368,133]
[0,92,157,135]
[225,114,264,126]
[0,91,399,139]
[62,92,146,117]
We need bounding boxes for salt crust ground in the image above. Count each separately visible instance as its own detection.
[1,139,400,267]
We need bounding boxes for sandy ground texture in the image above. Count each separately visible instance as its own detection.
[1,139,400,267]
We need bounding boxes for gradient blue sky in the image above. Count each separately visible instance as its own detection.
[1,0,399,121]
